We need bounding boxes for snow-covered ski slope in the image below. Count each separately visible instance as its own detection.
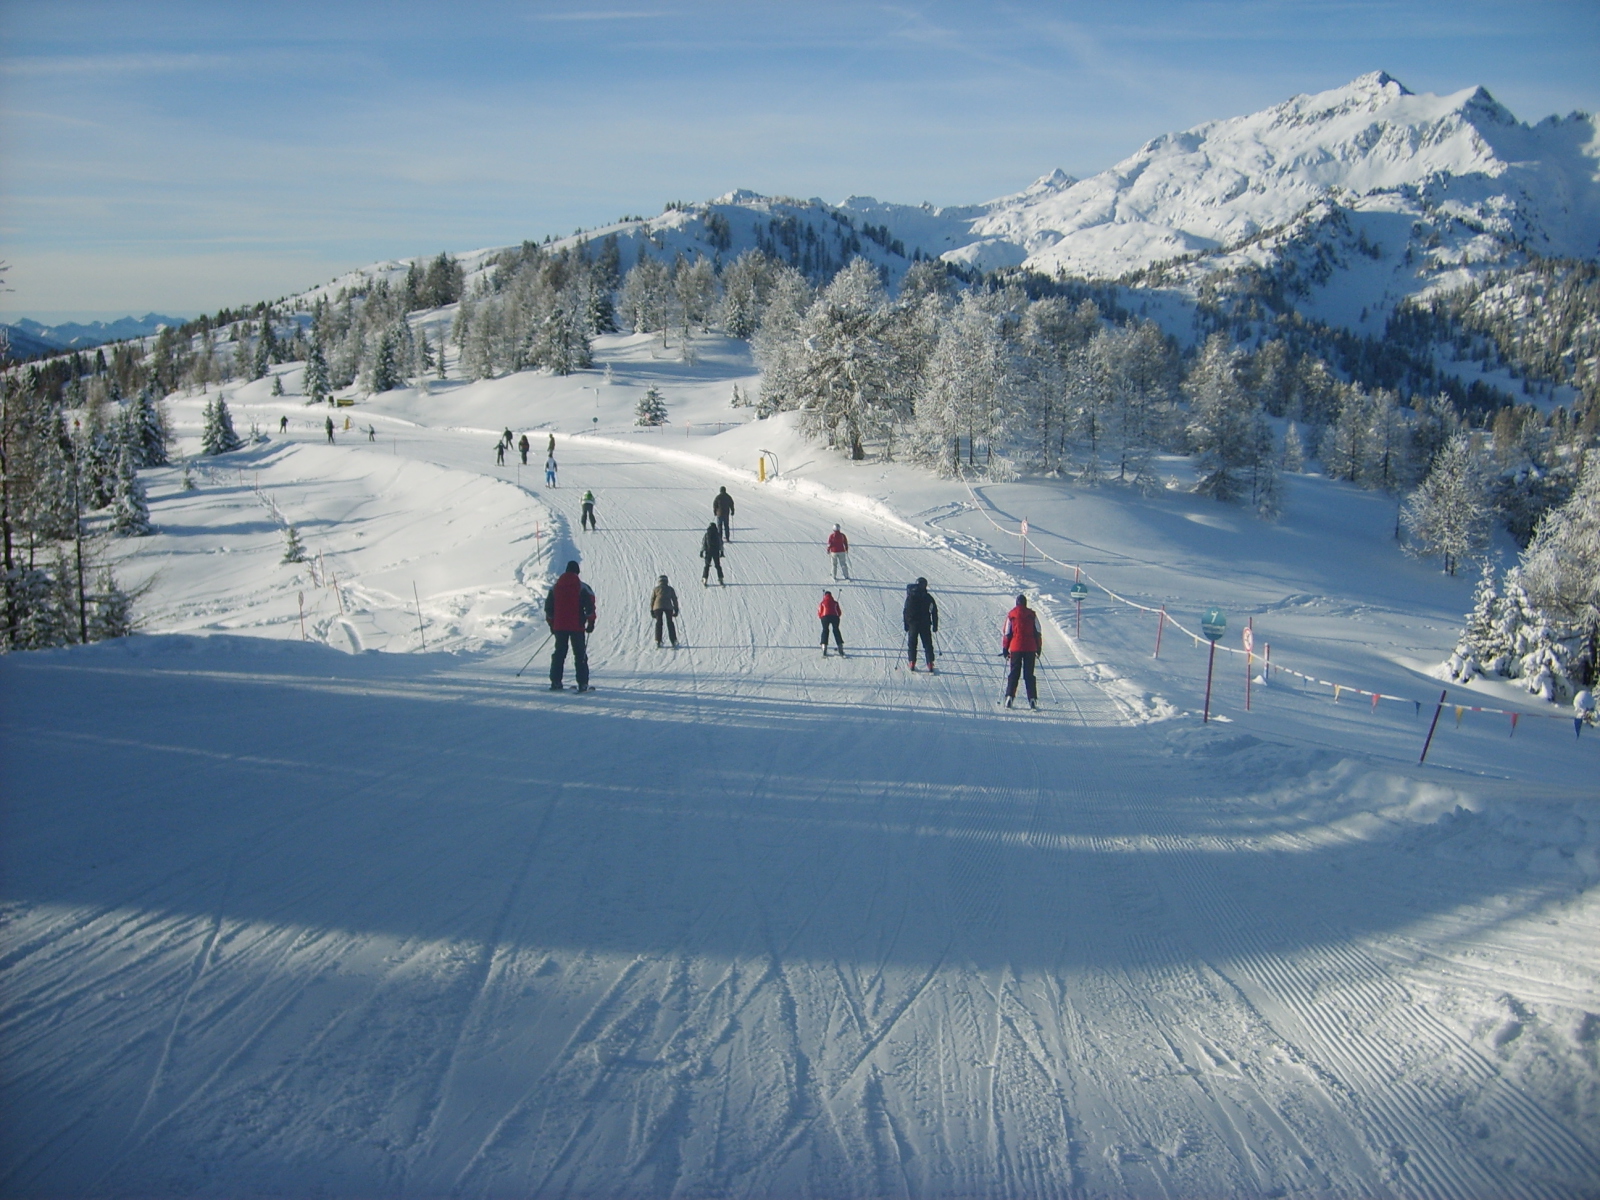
[3,336,1599,1199]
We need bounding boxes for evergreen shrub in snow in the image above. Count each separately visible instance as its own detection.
[635,386,668,426]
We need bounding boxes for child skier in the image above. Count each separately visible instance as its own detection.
[826,525,850,580]
[819,590,845,656]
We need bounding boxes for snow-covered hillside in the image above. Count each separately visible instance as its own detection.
[3,338,1597,1198]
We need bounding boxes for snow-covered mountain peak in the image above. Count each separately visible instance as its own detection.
[946,73,1599,297]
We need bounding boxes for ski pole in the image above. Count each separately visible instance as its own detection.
[515,630,554,677]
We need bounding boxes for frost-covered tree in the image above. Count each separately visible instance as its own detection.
[1282,421,1305,472]
[1402,435,1489,575]
[110,445,152,537]
[912,291,1009,472]
[719,249,772,339]
[1185,334,1261,503]
[530,300,592,375]
[1099,320,1179,490]
[772,260,907,460]
[635,385,668,426]
[1518,457,1600,686]
[201,397,243,455]
[232,322,254,381]
[126,386,169,467]
[1319,385,1371,483]
[675,256,718,337]
[618,256,673,335]
[1448,560,1509,681]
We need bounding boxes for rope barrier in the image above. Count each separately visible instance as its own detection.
[956,472,1585,728]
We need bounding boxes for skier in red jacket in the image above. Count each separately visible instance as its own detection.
[1002,594,1041,709]
[826,524,850,580]
[818,590,845,656]
[543,560,596,691]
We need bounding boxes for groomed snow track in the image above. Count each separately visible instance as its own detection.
[3,430,1597,1199]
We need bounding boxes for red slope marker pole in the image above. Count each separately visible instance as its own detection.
[1203,639,1218,723]
[1420,689,1448,764]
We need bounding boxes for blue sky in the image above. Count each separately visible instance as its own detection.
[2,0,1596,318]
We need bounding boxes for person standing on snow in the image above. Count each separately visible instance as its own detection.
[1002,593,1042,709]
[700,521,725,586]
[545,455,558,488]
[279,415,288,433]
[650,575,680,648]
[580,489,597,531]
[544,560,596,691]
[818,590,845,656]
[713,486,735,542]
[367,424,376,442]
[826,524,850,580]
[502,427,513,449]
[496,439,506,465]
[547,432,556,456]
[325,415,335,444]
[903,577,938,671]
[518,433,530,465]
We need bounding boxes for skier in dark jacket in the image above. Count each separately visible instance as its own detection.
[650,575,679,648]
[818,590,845,656]
[496,439,506,465]
[1002,594,1042,708]
[325,415,335,444]
[518,433,530,464]
[544,560,596,691]
[700,522,725,585]
[903,577,938,671]
[713,486,735,542]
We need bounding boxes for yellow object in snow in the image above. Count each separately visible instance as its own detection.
[758,456,767,482]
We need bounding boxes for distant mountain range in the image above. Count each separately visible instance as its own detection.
[1,313,189,360]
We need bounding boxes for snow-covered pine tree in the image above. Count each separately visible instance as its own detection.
[1282,421,1305,472]
[281,524,306,563]
[130,386,169,466]
[1500,568,1573,701]
[914,290,1009,473]
[201,396,243,455]
[253,318,273,379]
[271,375,284,396]
[110,444,152,536]
[304,332,332,404]
[88,569,134,639]
[369,325,403,393]
[1184,333,1259,503]
[1249,408,1282,519]
[229,321,254,381]
[1518,456,1600,688]
[1448,560,1508,681]
[789,259,908,461]
[1318,385,1372,483]
[719,249,772,339]
[1401,435,1489,575]
[635,385,668,426]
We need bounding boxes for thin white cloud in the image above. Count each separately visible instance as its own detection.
[0,52,232,77]
[531,10,670,20]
